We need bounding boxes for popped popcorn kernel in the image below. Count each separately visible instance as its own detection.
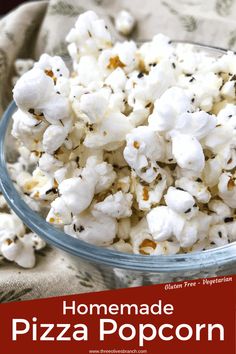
[115,10,136,36]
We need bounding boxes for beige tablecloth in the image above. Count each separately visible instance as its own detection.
[1,0,236,301]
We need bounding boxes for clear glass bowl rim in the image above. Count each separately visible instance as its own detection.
[0,42,236,273]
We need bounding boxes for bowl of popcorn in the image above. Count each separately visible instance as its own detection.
[0,11,236,287]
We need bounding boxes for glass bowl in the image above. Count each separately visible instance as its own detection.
[0,43,236,289]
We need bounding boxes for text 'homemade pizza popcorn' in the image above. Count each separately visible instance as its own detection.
[10,10,236,258]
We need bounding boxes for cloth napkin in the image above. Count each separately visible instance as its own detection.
[1,0,236,301]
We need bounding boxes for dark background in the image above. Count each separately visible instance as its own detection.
[0,0,29,15]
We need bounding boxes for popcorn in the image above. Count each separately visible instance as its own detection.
[146,206,185,241]
[153,240,180,256]
[148,87,191,132]
[178,71,222,111]
[149,86,216,141]
[126,61,175,111]
[85,156,116,193]
[35,53,69,79]
[130,218,156,255]
[66,10,112,59]
[72,55,103,88]
[54,161,77,184]
[113,174,130,194]
[115,10,135,36]
[221,81,235,99]
[111,239,133,253]
[0,213,25,239]
[59,176,95,215]
[209,224,229,247]
[38,153,63,175]
[131,168,171,211]
[83,111,133,149]
[208,199,232,224]
[13,66,70,124]
[218,144,236,170]
[202,156,222,187]
[178,222,198,248]
[175,110,216,140]
[80,92,108,124]
[42,125,69,154]
[138,34,174,69]
[99,41,137,75]
[117,218,131,240]
[127,108,149,127]
[124,126,165,183]
[64,209,117,246]
[10,10,236,260]
[1,232,46,268]
[164,187,195,214]
[175,177,211,203]
[46,197,72,225]
[218,171,236,208]
[105,67,127,91]
[175,43,198,74]
[12,109,47,150]
[203,125,233,152]
[203,105,236,173]
[55,77,71,97]
[0,213,45,268]
[171,133,205,172]
[226,221,236,242]
[178,212,212,248]
[17,168,56,202]
[94,191,133,218]
[188,239,211,252]
[215,51,236,74]
[55,156,116,216]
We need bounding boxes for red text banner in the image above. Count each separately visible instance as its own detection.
[0,275,235,354]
